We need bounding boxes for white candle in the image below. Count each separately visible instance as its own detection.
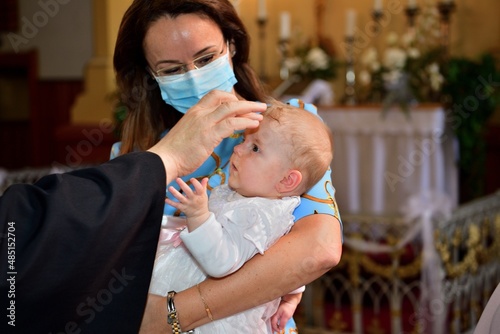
[408,0,417,8]
[345,9,357,37]
[374,0,383,11]
[258,0,267,20]
[280,12,291,40]
[232,0,240,14]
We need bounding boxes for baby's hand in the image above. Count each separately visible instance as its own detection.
[165,178,210,226]
[270,293,301,333]
[271,301,296,333]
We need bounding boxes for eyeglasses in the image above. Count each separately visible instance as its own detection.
[152,40,227,77]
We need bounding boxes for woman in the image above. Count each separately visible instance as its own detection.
[112,0,343,332]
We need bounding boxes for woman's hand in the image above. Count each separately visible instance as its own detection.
[147,90,265,184]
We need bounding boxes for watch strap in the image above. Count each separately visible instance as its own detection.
[166,291,194,334]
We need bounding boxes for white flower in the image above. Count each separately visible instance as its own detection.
[401,31,416,47]
[430,72,444,91]
[386,31,399,46]
[284,57,301,72]
[427,63,444,91]
[361,47,378,66]
[427,62,440,74]
[371,61,381,72]
[382,70,403,85]
[407,47,420,59]
[384,47,407,70]
[359,70,372,86]
[305,47,330,70]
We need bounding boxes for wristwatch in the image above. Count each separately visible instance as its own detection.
[167,291,195,334]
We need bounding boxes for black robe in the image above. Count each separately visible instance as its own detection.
[0,152,165,333]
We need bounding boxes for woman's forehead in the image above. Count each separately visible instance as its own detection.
[144,14,223,57]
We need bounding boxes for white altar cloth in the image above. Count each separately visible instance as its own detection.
[319,104,458,215]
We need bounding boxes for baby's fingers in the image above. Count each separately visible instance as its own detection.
[165,197,181,210]
[270,313,281,333]
[176,177,194,197]
[191,177,208,194]
[167,185,187,203]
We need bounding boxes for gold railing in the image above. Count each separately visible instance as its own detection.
[298,191,500,334]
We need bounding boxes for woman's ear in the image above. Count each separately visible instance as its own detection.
[277,170,302,194]
[229,40,236,57]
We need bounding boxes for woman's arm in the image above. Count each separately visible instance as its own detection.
[139,213,342,333]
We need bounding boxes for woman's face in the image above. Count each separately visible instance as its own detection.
[144,13,232,79]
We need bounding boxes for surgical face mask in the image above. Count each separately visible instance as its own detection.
[154,51,238,114]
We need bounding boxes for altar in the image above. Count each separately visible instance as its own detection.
[318,104,459,216]
[297,104,500,334]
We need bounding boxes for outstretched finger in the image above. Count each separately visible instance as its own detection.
[167,185,185,203]
[210,99,266,122]
[190,178,206,194]
[175,177,194,197]
[213,116,260,140]
[190,90,239,116]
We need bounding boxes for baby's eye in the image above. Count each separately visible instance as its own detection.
[251,144,260,153]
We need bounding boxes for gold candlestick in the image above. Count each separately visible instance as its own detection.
[278,38,290,81]
[437,1,456,55]
[343,36,356,106]
[256,17,268,82]
[405,6,420,28]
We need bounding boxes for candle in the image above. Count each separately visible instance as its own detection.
[374,0,383,11]
[280,12,291,40]
[345,9,357,37]
[258,0,267,20]
[232,0,240,14]
[408,0,417,8]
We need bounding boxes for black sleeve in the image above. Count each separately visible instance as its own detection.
[0,152,166,333]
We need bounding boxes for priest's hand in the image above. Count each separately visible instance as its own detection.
[147,90,264,185]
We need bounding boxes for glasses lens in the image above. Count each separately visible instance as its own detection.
[193,52,218,69]
[157,65,184,77]
[156,41,225,77]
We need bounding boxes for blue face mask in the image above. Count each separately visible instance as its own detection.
[154,51,238,114]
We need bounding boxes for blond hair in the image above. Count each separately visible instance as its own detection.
[263,100,333,195]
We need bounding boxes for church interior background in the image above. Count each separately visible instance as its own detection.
[0,0,499,333]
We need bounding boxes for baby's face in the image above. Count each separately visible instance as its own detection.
[228,118,289,198]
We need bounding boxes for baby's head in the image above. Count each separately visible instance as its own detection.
[229,99,333,198]
[262,100,333,195]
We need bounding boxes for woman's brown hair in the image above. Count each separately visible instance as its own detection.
[114,0,267,154]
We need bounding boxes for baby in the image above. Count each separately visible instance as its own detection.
[149,100,333,333]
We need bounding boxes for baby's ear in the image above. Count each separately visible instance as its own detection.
[277,170,302,194]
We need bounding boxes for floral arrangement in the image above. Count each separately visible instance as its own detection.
[357,4,446,113]
[283,39,338,81]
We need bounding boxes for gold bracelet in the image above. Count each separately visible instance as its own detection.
[196,283,213,321]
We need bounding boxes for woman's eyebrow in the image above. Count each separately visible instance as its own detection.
[155,44,219,67]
